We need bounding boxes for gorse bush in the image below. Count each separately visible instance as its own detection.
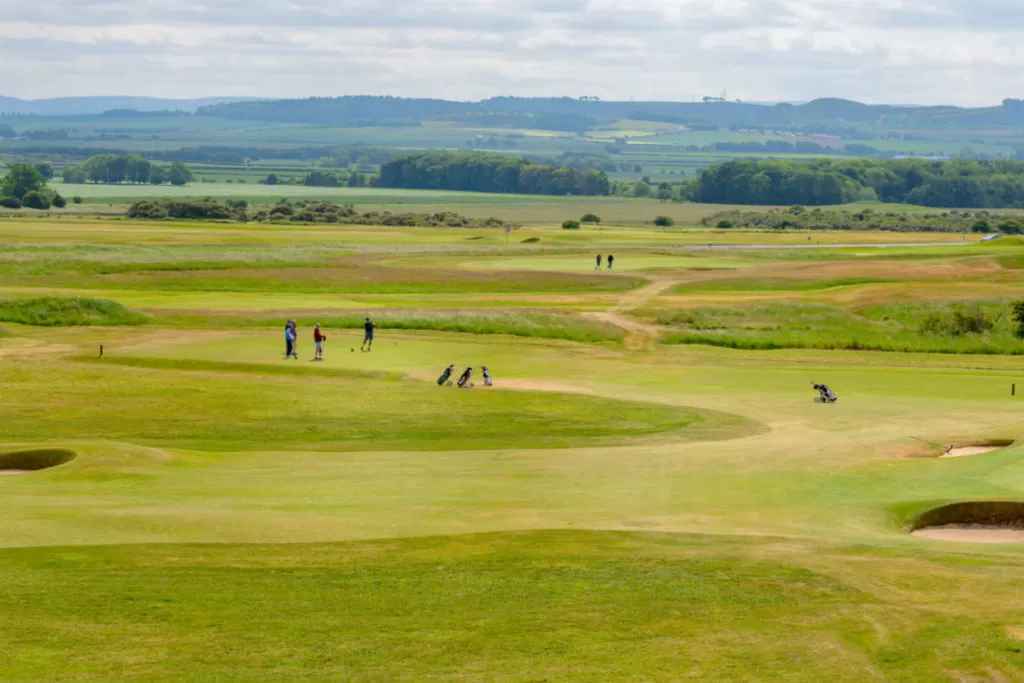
[580,213,601,224]
[653,216,675,227]
[919,304,997,337]
[562,220,581,230]
[0,297,147,327]
[702,207,1024,233]
[127,199,509,228]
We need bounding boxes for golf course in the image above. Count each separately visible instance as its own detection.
[1,214,1023,681]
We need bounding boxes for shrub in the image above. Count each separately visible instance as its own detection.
[521,237,542,243]
[127,201,169,219]
[0,196,21,209]
[920,304,996,336]
[1013,300,1024,338]
[562,220,581,230]
[52,193,67,208]
[716,220,733,229]
[998,219,1023,235]
[72,196,83,205]
[22,190,50,210]
[580,213,601,224]
[653,216,675,227]
[972,219,991,233]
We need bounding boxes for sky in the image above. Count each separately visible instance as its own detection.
[1,0,1022,106]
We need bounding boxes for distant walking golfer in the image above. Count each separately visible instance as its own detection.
[595,254,602,270]
[361,317,376,352]
[607,254,614,270]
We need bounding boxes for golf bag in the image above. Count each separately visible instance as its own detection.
[457,368,474,389]
[437,366,454,387]
[813,383,838,403]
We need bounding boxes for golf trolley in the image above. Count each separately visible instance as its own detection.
[812,382,838,404]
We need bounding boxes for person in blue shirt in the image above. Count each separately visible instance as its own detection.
[285,320,298,359]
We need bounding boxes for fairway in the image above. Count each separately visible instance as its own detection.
[1,215,1023,681]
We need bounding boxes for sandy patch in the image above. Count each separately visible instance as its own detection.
[0,470,29,476]
[912,525,1024,544]
[941,446,1004,459]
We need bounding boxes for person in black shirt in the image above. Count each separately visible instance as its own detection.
[360,317,375,352]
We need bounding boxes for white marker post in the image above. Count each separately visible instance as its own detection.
[504,224,511,245]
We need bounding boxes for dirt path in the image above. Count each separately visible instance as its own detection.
[583,278,678,351]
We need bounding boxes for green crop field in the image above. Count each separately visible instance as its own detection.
[1,215,1023,681]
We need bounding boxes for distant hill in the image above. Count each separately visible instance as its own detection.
[196,95,1024,129]
[0,96,265,116]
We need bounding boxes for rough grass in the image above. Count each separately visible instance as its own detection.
[0,297,147,327]
[159,310,626,343]
[656,301,1024,354]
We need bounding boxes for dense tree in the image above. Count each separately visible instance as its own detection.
[694,158,1024,208]
[62,165,86,184]
[1,163,47,199]
[22,190,50,210]
[167,162,194,187]
[34,163,54,180]
[304,170,341,187]
[71,154,191,185]
[377,152,610,196]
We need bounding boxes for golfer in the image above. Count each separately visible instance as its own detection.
[595,254,603,270]
[607,254,615,270]
[285,320,298,359]
[361,317,376,352]
[313,323,326,361]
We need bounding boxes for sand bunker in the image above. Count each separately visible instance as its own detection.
[911,501,1024,544]
[942,446,1002,458]
[941,441,1013,458]
[0,449,76,475]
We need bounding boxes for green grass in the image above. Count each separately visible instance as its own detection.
[0,296,147,326]
[1,215,1024,680]
[0,356,729,452]
[5,531,1022,682]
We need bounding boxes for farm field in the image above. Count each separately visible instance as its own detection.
[0,216,1023,680]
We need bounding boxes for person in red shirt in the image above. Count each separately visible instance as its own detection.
[313,323,326,361]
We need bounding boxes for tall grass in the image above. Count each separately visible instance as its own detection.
[657,301,1024,354]
[0,297,148,327]
[157,309,626,344]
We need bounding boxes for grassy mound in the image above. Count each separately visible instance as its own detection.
[4,359,757,452]
[0,297,147,327]
[0,449,76,472]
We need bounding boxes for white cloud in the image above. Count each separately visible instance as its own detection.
[0,0,1021,105]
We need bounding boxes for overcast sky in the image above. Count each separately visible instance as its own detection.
[2,0,1021,105]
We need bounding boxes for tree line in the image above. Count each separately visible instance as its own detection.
[376,152,611,196]
[62,155,194,185]
[693,158,1024,208]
